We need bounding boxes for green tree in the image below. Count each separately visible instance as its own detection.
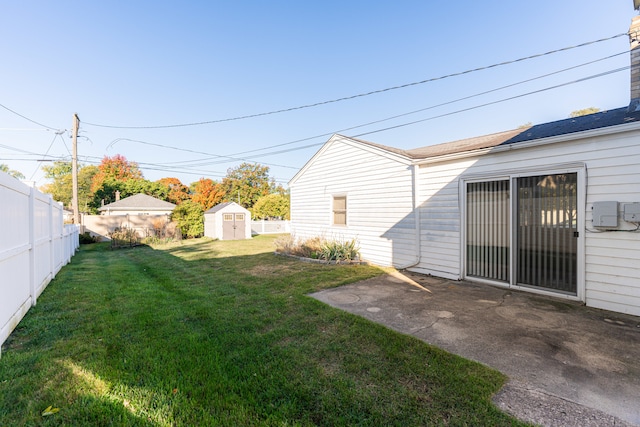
[40,161,98,211]
[170,200,204,238]
[221,163,276,209]
[569,107,600,118]
[0,163,25,180]
[251,193,290,220]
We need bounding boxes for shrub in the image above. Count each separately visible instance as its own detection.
[319,238,360,262]
[78,232,99,244]
[275,235,361,262]
[109,226,139,248]
[171,201,204,238]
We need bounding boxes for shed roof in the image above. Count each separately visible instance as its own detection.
[98,194,176,211]
[205,201,248,214]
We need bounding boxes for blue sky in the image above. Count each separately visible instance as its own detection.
[0,1,635,187]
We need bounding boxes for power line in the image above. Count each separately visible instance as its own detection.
[106,138,299,169]
[0,103,62,131]
[81,33,627,130]
[198,66,630,164]
[215,51,629,159]
[29,133,60,180]
[352,66,629,139]
[96,52,627,169]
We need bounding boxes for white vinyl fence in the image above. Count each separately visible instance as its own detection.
[0,172,79,358]
[251,220,290,235]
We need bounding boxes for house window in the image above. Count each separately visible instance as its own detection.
[235,214,245,221]
[332,195,347,226]
[223,213,234,221]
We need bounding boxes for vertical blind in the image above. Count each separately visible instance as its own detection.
[466,180,510,282]
[516,173,577,293]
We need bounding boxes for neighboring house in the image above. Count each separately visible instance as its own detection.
[97,193,176,216]
[289,17,640,317]
[84,194,176,241]
[204,202,252,240]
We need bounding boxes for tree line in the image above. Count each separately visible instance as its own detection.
[39,155,290,230]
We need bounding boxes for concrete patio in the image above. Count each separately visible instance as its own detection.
[311,271,640,426]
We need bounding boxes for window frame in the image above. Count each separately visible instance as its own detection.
[332,194,347,226]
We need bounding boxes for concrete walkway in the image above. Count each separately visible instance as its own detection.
[311,272,640,426]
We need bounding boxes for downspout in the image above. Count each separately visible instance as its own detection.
[395,163,421,269]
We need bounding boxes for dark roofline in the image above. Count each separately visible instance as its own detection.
[403,107,640,160]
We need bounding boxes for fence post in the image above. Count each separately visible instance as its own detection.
[49,195,55,280]
[29,187,36,307]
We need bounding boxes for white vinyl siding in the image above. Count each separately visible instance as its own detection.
[412,159,471,279]
[290,136,414,267]
[415,129,640,316]
[291,128,640,316]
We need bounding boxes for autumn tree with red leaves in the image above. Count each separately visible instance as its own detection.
[157,177,190,205]
[190,178,225,210]
[91,154,143,193]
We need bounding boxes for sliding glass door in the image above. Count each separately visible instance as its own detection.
[465,172,578,295]
[516,173,577,294]
[466,180,510,282]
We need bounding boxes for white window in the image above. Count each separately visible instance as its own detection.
[223,213,233,221]
[332,195,347,226]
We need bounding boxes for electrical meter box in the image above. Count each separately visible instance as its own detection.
[592,201,618,227]
[623,203,640,223]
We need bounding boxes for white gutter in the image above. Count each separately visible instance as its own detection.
[394,164,421,269]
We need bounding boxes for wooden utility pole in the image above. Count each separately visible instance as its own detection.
[71,113,80,226]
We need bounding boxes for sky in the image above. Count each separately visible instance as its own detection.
[0,1,636,189]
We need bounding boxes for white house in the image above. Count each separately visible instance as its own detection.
[204,202,252,240]
[289,17,640,317]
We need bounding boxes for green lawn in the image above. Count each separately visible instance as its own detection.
[0,235,527,426]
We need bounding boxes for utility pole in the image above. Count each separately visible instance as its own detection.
[71,113,80,226]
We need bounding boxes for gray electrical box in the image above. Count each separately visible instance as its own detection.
[623,203,640,223]
[592,201,618,227]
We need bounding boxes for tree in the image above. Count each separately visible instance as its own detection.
[569,107,600,118]
[40,161,98,211]
[251,193,290,220]
[190,178,225,210]
[91,154,143,193]
[221,163,276,209]
[0,163,25,180]
[158,177,190,205]
[171,200,204,238]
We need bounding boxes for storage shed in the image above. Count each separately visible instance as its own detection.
[204,202,252,240]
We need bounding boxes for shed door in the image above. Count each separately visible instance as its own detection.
[222,213,246,240]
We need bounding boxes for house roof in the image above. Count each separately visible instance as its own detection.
[404,107,640,160]
[290,107,640,186]
[205,202,248,214]
[98,194,176,211]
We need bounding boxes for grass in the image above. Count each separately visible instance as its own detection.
[0,235,527,426]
